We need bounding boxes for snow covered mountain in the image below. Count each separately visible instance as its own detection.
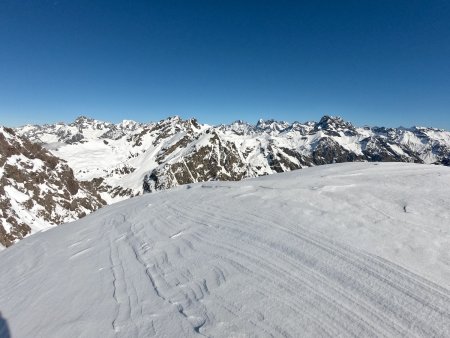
[0,163,449,337]
[0,126,105,248]
[16,115,450,206]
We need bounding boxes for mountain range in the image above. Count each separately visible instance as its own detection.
[1,115,449,247]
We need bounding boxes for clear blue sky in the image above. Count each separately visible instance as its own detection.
[0,0,449,129]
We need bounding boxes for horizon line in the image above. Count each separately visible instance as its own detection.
[6,114,449,132]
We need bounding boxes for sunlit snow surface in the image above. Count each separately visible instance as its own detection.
[0,163,449,337]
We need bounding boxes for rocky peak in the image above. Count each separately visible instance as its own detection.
[118,119,141,130]
[316,115,349,129]
[219,120,255,135]
[255,119,290,132]
[315,115,356,136]
[72,115,95,126]
[74,115,91,122]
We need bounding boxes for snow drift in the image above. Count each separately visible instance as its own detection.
[0,163,449,337]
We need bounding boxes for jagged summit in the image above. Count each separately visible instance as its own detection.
[317,115,350,128]
[73,115,93,123]
[255,118,290,132]
[314,115,357,137]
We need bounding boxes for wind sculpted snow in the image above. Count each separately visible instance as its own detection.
[0,163,449,337]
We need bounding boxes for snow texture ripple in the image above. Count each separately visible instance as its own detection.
[0,163,449,337]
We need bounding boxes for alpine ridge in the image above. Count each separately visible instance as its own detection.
[4,114,449,246]
[16,115,450,205]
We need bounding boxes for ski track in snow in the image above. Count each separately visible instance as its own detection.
[0,163,450,337]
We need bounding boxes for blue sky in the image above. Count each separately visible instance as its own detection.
[0,0,449,129]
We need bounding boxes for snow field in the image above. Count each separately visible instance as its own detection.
[0,162,449,337]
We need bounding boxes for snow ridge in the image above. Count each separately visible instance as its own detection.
[0,163,449,337]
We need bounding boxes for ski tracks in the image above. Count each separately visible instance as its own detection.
[106,210,203,337]
[156,196,450,337]
[102,193,450,337]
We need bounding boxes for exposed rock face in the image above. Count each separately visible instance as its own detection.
[15,115,450,204]
[0,127,106,247]
[144,130,247,192]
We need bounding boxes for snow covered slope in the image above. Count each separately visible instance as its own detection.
[0,163,449,337]
[0,127,105,248]
[16,116,450,205]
